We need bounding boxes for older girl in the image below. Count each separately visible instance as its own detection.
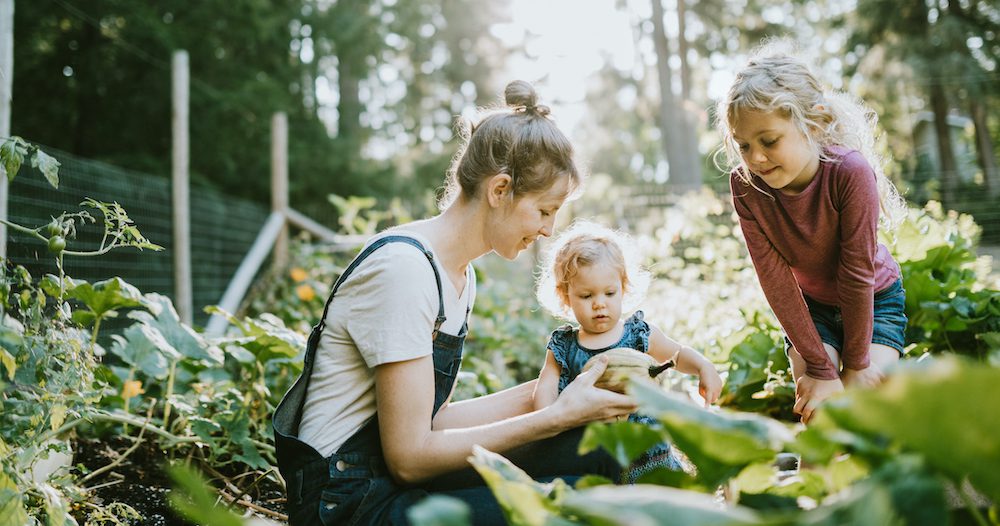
[717,42,908,424]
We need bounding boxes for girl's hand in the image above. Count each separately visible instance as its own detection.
[841,364,884,389]
[793,375,844,424]
[697,363,724,407]
[553,356,637,427]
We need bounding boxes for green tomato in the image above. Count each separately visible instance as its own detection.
[48,235,66,254]
[47,219,62,237]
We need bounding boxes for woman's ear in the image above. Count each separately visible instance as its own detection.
[485,173,513,208]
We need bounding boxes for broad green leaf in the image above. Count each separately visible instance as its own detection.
[561,484,765,526]
[31,149,60,189]
[468,446,565,526]
[867,456,947,526]
[128,294,221,365]
[167,465,244,526]
[407,495,472,526]
[68,277,146,322]
[578,420,667,467]
[813,356,1000,503]
[796,482,899,526]
[631,381,793,488]
[0,471,29,526]
[109,324,180,379]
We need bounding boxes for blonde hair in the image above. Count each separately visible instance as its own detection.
[716,39,906,231]
[439,80,582,209]
[537,220,650,321]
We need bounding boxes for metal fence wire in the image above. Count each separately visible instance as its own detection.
[6,145,269,328]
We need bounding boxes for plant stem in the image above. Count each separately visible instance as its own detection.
[0,218,46,241]
[37,409,199,447]
[90,316,103,352]
[80,402,156,484]
[958,482,990,526]
[163,360,177,427]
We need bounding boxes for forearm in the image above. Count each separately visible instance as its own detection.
[674,345,713,376]
[394,404,573,483]
[433,380,537,429]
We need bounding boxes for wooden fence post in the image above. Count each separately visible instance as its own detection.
[172,50,192,325]
[272,111,289,271]
[0,0,14,259]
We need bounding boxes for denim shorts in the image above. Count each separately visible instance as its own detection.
[784,278,908,356]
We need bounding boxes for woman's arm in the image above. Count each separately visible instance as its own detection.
[431,380,537,430]
[648,324,723,406]
[376,354,635,484]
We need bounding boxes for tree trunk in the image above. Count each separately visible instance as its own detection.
[929,83,959,206]
[970,98,999,199]
[650,0,699,192]
[677,0,690,101]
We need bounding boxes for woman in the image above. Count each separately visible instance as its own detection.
[273,80,636,525]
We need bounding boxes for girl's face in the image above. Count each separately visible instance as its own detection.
[732,109,821,195]
[490,176,568,260]
[566,262,624,336]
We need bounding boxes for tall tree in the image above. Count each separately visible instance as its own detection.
[649,0,699,192]
[847,0,1000,206]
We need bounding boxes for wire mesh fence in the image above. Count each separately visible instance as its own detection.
[6,145,269,329]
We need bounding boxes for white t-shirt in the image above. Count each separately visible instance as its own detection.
[298,230,476,457]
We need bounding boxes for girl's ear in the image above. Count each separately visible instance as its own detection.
[486,173,513,208]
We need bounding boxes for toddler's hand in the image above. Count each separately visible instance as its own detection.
[697,363,724,407]
[841,364,884,389]
[793,375,844,424]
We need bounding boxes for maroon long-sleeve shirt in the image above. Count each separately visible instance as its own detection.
[731,146,900,380]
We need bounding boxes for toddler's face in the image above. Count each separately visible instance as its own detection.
[566,263,624,335]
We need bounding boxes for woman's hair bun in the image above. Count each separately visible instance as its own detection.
[504,80,538,110]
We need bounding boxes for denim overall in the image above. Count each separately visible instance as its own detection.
[273,236,467,525]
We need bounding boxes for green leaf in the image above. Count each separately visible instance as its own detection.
[0,347,16,381]
[578,420,668,467]
[0,471,29,526]
[128,293,221,365]
[68,277,146,322]
[0,138,25,182]
[31,149,60,189]
[631,381,793,488]
[813,356,1000,503]
[167,465,244,526]
[467,446,566,526]
[407,495,472,526]
[561,484,766,526]
[109,324,179,379]
[38,482,72,526]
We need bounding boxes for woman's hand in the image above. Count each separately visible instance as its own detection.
[552,356,637,428]
[697,363,724,407]
[793,375,844,424]
[841,363,884,389]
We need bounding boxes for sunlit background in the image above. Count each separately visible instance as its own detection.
[11,0,1000,221]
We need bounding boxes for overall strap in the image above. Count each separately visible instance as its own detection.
[305,235,447,368]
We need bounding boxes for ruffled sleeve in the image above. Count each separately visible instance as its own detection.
[547,324,577,374]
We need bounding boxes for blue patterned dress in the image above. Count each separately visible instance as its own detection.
[549,310,685,483]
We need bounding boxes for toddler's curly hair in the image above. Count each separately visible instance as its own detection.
[536,220,650,321]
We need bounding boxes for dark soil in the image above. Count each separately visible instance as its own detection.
[71,436,286,525]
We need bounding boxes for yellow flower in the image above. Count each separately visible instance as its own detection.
[290,267,308,282]
[122,380,145,399]
[296,284,316,302]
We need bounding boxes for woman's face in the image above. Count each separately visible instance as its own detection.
[490,175,570,260]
